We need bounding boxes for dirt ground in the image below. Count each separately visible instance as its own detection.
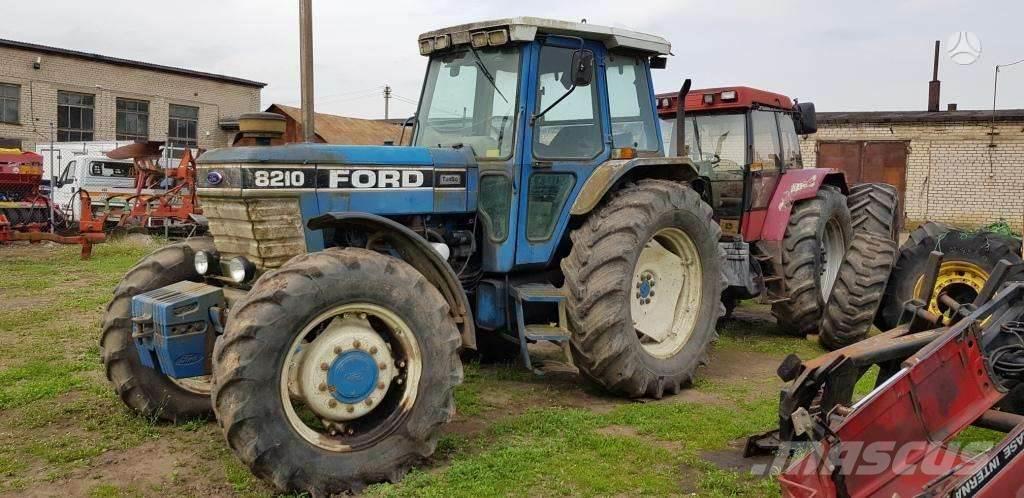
[0,240,820,497]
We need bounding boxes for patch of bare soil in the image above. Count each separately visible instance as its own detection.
[700,438,775,478]
[703,348,783,385]
[6,432,236,498]
[596,424,683,451]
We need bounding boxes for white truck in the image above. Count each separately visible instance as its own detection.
[35,141,173,223]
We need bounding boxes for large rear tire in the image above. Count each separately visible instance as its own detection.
[772,188,853,336]
[848,182,900,239]
[876,222,1023,329]
[562,180,725,398]
[212,248,461,495]
[819,232,897,350]
[99,237,215,422]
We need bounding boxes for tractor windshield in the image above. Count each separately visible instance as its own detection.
[414,47,520,159]
[661,113,747,170]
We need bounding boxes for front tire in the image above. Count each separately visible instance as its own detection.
[99,237,215,422]
[212,248,461,495]
[562,180,725,398]
[772,188,852,336]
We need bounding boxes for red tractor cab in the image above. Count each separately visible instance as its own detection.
[654,86,884,335]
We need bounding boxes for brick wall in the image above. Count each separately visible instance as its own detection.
[0,45,261,152]
[800,120,1024,231]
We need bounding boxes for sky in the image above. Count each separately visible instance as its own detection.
[5,0,1023,119]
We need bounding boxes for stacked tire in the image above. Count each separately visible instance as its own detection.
[818,183,900,350]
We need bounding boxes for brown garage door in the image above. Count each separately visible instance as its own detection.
[817,140,908,221]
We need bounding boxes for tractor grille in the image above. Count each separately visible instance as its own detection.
[201,196,306,269]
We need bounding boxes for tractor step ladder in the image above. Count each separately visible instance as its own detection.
[754,254,789,305]
[511,284,572,375]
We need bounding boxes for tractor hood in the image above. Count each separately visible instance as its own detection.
[196,143,478,214]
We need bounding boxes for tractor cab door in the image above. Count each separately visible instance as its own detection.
[514,37,610,267]
[742,109,785,234]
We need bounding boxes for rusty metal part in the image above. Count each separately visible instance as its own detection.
[0,215,104,259]
[568,157,699,216]
[745,254,1022,458]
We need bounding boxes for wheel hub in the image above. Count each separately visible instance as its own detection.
[636,271,656,304]
[293,315,397,422]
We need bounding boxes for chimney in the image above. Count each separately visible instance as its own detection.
[947,103,958,111]
[928,40,941,112]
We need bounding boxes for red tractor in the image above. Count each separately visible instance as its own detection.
[656,86,899,337]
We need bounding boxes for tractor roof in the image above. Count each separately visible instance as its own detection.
[655,86,795,117]
[418,17,670,56]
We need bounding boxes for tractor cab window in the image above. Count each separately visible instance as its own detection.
[414,47,520,159]
[532,45,602,159]
[605,54,658,152]
[778,113,803,169]
[661,114,746,172]
[751,110,782,170]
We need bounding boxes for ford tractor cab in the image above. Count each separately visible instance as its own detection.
[101,17,730,495]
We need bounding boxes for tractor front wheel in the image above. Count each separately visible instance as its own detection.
[562,180,724,398]
[212,248,461,495]
[99,237,215,422]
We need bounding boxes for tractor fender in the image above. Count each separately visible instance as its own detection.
[757,168,848,241]
[307,212,476,350]
[569,157,701,216]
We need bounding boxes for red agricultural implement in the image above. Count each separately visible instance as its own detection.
[747,252,1024,497]
[0,149,103,258]
[78,142,204,236]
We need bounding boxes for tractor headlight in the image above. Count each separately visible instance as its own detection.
[227,257,256,284]
[194,251,217,275]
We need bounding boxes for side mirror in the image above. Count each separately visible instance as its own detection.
[794,102,817,135]
[570,49,595,87]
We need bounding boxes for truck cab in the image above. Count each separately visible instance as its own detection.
[52,154,141,220]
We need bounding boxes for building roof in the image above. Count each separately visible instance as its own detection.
[818,109,1024,125]
[419,17,670,55]
[267,104,408,145]
[0,38,265,88]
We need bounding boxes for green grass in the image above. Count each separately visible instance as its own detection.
[1,239,806,496]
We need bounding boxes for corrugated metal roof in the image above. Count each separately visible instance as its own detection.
[818,109,1024,125]
[268,104,409,145]
[0,38,265,88]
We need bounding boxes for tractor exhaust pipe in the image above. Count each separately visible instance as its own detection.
[299,0,316,142]
[675,79,692,156]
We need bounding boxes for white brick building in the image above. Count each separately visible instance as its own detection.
[799,110,1024,231]
[0,39,264,152]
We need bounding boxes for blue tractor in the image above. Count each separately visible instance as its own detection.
[101,17,730,494]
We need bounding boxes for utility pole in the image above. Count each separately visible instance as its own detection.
[298,0,316,143]
[384,85,392,120]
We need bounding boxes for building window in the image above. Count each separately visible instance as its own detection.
[168,104,199,149]
[0,83,19,124]
[57,91,95,141]
[116,98,149,140]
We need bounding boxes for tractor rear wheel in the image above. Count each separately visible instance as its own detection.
[772,188,852,336]
[876,222,1023,330]
[819,232,897,350]
[562,180,724,398]
[848,182,900,239]
[212,248,461,495]
[99,237,215,422]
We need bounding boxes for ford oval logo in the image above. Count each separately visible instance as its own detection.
[175,353,203,366]
[206,171,224,186]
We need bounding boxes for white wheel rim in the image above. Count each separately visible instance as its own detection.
[279,303,421,452]
[631,227,704,359]
[821,219,846,300]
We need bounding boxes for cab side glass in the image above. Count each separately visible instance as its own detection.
[778,115,803,169]
[532,46,603,160]
[751,110,782,169]
[605,54,659,152]
[478,175,513,241]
